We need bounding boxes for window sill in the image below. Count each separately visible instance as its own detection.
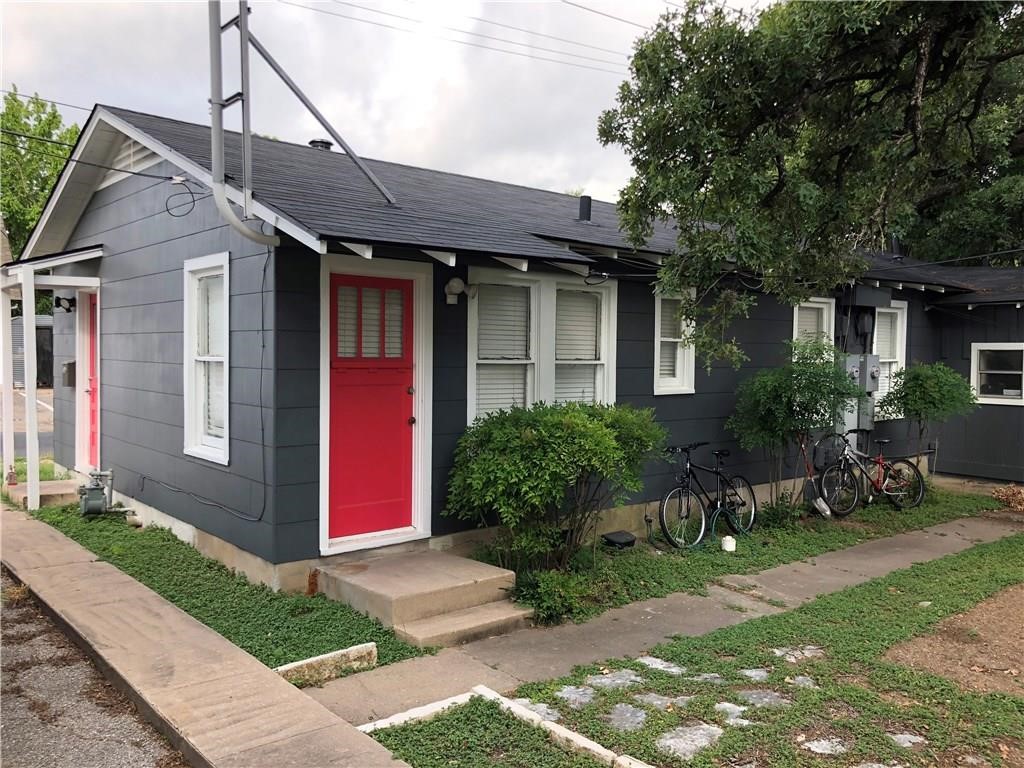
[654,386,696,396]
[184,445,230,466]
[976,397,1024,407]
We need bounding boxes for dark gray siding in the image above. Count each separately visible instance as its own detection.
[52,161,281,561]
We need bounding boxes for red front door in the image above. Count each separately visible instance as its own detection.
[88,293,99,468]
[329,274,414,539]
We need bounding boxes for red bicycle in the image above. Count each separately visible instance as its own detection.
[816,429,925,516]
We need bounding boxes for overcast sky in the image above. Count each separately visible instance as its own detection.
[2,0,691,203]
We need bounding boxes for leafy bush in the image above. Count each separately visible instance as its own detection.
[757,490,801,529]
[727,339,865,503]
[445,402,666,571]
[876,362,977,461]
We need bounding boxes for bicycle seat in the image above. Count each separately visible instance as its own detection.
[712,449,730,458]
[845,428,870,435]
[873,438,891,446]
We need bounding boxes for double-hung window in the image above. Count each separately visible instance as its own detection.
[872,300,907,415]
[653,294,695,395]
[971,342,1024,406]
[468,268,616,420]
[793,297,836,343]
[184,253,229,464]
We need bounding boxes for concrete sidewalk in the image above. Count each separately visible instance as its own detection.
[307,515,1022,726]
[1,505,406,768]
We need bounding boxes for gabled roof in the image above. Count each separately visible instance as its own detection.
[863,253,1024,306]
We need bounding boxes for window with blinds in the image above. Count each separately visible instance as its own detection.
[872,301,907,418]
[555,290,600,403]
[475,284,532,415]
[184,253,230,464]
[793,298,835,343]
[654,295,695,395]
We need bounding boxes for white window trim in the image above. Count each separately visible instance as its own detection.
[653,292,695,395]
[971,341,1024,407]
[792,296,836,343]
[872,299,908,421]
[466,266,617,423]
[183,252,230,465]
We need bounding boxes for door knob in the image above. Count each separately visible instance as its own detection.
[408,416,416,425]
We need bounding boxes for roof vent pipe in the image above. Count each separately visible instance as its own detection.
[578,195,592,222]
[309,139,333,151]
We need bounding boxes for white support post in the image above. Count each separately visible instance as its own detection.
[0,288,15,485]
[21,266,40,510]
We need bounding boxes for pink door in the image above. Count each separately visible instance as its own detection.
[88,293,98,467]
[329,274,414,539]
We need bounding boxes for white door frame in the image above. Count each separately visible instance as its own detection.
[318,254,433,555]
[74,288,100,473]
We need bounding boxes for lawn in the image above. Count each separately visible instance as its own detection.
[11,456,66,482]
[385,533,1024,767]
[515,488,1002,623]
[28,504,424,672]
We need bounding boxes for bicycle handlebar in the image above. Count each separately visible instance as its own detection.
[666,441,709,454]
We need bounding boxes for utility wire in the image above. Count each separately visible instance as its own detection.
[560,1,649,30]
[330,0,625,66]
[277,0,627,75]
[868,247,1024,272]
[1,88,92,113]
[465,13,628,56]
[0,128,77,148]
[0,139,176,180]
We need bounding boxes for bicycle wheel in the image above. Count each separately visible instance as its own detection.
[724,475,756,534]
[659,485,707,548]
[883,459,925,509]
[813,433,848,473]
[819,463,860,517]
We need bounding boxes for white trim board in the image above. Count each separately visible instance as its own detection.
[318,254,434,555]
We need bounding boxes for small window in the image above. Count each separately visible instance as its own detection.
[184,253,230,464]
[653,294,695,395]
[972,343,1024,406]
[872,300,907,418]
[793,297,835,343]
[555,289,601,403]
[475,284,533,415]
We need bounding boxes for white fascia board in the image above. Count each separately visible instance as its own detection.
[93,109,328,255]
[32,275,102,289]
[1,247,104,277]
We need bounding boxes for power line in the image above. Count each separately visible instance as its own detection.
[560,1,649,30]
[0,140,176,180]
[868,247,1024,272]
[0,128,77,148]
[466,14,628,57]
[277,0,627,76]
[1,88,91,113]
[330,0,625,65]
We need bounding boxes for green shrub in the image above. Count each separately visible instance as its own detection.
[876,362,977,461]
[757,490,801,529]
[445,402,666,571]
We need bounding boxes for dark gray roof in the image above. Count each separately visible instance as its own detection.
[103,106,677,262]
[864,253,1024,304]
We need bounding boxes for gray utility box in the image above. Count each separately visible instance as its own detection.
[843,354,881,433]
[61,360,76,388]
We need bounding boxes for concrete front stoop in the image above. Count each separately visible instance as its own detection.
[317,550,532,647]
[7,479,80,509]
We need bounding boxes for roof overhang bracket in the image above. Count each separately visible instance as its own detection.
[546,261,589,276]
[493,257,528,272]
[340,242,373,259]
[423,250,456,267]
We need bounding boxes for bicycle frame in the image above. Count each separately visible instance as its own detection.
[676,453,728,513]
[839,444,890,494]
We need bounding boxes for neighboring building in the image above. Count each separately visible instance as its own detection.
[6,105,1022,588]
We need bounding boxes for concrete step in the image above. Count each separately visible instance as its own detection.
[317,550,516,627]
[7,479,80,509]
[394,600,533,648]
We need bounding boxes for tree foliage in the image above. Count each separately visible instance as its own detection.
[445,402,665,572]
[1,86,80,258]
[876,361,977,459]
[726,339,865,502]
[600,1,1024,365]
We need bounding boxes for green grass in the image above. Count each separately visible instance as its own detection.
[516,488,1000,623]
[31,504,424,672]
[11,455,66,482]
[510,533,1024,767]
[374,697,604,768]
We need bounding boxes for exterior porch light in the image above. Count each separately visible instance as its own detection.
[54,296,77,312]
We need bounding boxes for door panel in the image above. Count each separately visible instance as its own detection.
[88,294,98,468]
[329,274,414,539]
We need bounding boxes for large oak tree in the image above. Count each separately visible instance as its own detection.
[600,1,1024,365]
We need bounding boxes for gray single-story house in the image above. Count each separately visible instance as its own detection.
[3,105,1022,589]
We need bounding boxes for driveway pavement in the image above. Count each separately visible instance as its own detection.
[1,570,187,768]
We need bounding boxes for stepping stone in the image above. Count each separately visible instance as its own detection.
[605,703,647,732]
[585,669,645,689]
[656,723,724,761]
[772,645,825,663]
[688,672,727,684]
[511,698,560,722]
[554,685,595,709]
[801,737,848,755]
[740,667,771,682]
[633,692,694,711]
[788,675,819,689]
[737,689,791,708]
[636,656,685,675]
[888,732,927,748]
[714,701,754,726]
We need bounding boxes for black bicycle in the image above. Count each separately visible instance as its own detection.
[658,442,757,548]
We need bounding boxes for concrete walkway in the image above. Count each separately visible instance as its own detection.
[0,505,406,768]
[307,515,1022,725]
